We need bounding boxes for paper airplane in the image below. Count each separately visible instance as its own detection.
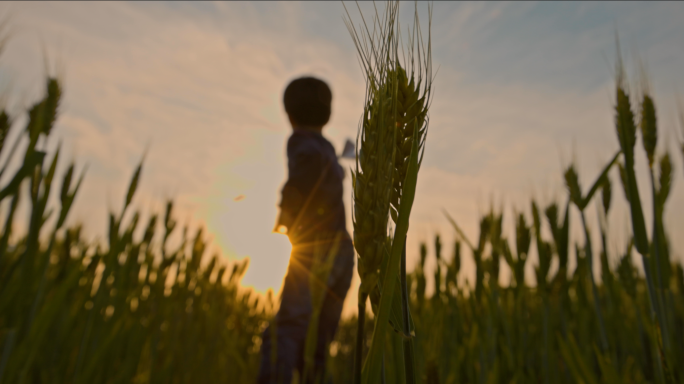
[339,138,356,159]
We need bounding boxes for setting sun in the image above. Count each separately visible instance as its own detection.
[195,145,297,296]
[241,232,292,295]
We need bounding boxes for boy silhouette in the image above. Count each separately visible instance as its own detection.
[257,77,354,384]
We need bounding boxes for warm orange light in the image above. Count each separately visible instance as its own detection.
[200,157,292,297]
[239,232,292,296]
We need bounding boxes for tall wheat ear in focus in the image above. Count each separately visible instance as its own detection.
[344,1,433,383]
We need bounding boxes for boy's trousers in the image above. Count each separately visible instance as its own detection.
[257,235,354,384]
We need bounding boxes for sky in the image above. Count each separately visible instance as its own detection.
[0,2,683,317]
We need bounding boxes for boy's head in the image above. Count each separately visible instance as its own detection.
[283,77,332,131]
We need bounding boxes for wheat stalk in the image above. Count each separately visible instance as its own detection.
[344,2,432,383]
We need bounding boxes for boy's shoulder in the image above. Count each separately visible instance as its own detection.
[287,130,334,157]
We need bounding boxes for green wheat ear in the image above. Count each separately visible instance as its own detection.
[564,165,582,207]
[600,172,612,216]
[0,110,10,154]
[346,1,432,302]
[658,152,671,206]
[345,1,433,383]
[640,94,657,168]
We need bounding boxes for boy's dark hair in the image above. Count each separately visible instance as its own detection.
[283,77,332,127]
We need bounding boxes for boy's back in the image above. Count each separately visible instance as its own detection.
[280,129,348,247]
